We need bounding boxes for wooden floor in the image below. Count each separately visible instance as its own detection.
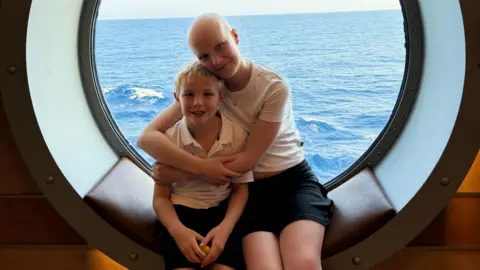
[0,246,126,270]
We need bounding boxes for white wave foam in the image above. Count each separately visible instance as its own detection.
[102,87,114,93]
[299,116,337,129]
[364,134,377,141]
[129,87,164,100]
[301,116,331,124]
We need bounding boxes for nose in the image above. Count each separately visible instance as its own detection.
[193,94,204,106]
[211,54,225,68]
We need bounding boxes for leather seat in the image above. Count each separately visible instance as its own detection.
[85,157,396,258]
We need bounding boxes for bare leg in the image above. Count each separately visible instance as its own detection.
[209,263,235,270]
[243,231,283,270]
[279,220,326,270]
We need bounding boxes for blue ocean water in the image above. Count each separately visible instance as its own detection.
[95,10,406,184]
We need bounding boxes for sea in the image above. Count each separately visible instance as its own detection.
[94,10,406,184]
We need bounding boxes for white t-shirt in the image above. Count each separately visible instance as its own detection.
[220,62,305,172]
[165,112,254,209]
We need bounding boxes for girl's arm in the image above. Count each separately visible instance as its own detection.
[151,162,229,185]
[225,120,281,173]
[224,80,289,173]
[138,103,240,181]
[138,103,201,172]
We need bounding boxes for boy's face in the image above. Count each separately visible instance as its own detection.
[188,21,241,80]
[174,75,222,126]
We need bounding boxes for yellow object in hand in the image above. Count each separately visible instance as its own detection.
[200,245,211,254]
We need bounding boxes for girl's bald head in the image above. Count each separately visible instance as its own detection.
[187,13,232,46]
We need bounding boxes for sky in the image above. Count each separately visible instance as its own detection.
[98,0,401,20]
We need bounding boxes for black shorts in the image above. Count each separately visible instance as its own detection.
[155,200,245,270]
[239,159,334,238]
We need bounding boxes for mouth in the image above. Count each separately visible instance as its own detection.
[215,62,229,72]
[190,111,206,117]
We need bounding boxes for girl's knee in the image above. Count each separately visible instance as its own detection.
[244,249,283,270]
[246,261,282,270]
[284,251,322,270]
[209,264,235,270]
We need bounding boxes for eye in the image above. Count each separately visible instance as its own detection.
[198,54,209,61]
[214,42,225,51]
[182,92,194,97]
[204,92,215,96]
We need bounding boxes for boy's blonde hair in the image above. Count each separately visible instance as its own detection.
[174,60,225,96]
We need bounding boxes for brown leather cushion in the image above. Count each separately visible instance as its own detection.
[85,158,395,258]
[84,158,161,252]
[322,168,396,258]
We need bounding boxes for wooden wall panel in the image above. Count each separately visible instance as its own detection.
[374,248,480,270]
[408,196,480,247]
[0,96,41,195]
[0,198,85,245]
[458,151,480,193]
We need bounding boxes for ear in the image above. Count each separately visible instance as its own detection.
[218,95,225,104]
[174,92,180,102]
[231,28,239,44]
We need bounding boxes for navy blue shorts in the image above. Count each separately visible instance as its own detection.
[239,159,334,237]
[155,200,245,270]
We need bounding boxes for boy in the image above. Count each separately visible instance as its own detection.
[150,60,252,270]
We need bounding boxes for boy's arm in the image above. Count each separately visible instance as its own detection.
[153,184,206,263]
[199,182,249,267]
[221,183,249,230]
[152,183,183,234]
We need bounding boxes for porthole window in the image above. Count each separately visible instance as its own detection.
[87,0,415,187]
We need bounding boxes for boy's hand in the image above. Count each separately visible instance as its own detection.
[171,226,206,264]
[198,157,242,182]
[199,224,232,268]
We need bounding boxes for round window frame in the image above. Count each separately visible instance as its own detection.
[1,0,476,269]
[79,0,423,189]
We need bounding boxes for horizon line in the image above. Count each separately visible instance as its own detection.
[98,8,401,21]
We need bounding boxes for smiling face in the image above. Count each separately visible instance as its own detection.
[175,74,223,127]
[187,14,242,80]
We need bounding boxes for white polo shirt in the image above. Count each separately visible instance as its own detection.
[165,113,254,209]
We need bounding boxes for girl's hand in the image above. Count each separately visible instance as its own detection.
[199,224,232,267]
[171,226,206,263]
[198,157,242,182]
[151,162,177,185]
[223,152,255,174]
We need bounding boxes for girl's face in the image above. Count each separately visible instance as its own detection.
[188,22,242,80]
